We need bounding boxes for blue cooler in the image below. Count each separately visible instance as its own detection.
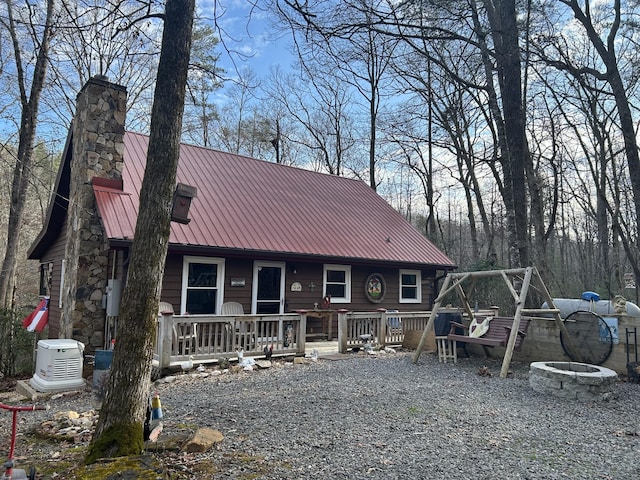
[93,349,113,390]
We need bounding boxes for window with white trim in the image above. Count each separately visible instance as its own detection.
[323,264,351,303]
[181,256,225,314]
[399,269,422,303]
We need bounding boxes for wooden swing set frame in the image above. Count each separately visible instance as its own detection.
[412,266,579,377]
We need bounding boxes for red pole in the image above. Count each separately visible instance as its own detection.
[0,402,47,476]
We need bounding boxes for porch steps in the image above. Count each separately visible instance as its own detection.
[305,341,339,356]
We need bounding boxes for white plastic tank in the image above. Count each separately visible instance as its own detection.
[542,296,640,319]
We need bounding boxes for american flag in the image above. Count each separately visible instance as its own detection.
[22,297,49,333]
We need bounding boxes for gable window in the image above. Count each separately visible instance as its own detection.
[399,270,421,303]
[39,262,53,297]
[323,264,351,303]
[181,256,225,314]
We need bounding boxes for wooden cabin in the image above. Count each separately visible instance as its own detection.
[28,77,456,351]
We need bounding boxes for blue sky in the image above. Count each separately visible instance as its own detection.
[200,0,295,80]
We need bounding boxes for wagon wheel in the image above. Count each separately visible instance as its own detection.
[559,311,613,365]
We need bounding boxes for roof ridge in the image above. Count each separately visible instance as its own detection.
[124,130,369,186]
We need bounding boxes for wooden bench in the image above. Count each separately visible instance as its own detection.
[447,316,531,353]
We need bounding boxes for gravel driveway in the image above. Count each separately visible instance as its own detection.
[1,350,639,479]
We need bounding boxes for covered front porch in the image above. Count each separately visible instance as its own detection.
[153,309,436,369]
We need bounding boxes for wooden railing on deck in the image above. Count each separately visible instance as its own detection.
[336,309,432,353]
[335,309,498,353]
[155,312,306,369]
[152,308,498,367]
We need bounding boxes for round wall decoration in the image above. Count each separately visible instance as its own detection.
[365,273,386,303]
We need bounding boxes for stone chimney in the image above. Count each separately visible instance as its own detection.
[61,76,127,347]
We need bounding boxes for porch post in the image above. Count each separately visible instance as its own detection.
[377,308,387,346]
[298,312,307,354]
[337,309,349,353]
[158,312,173,369]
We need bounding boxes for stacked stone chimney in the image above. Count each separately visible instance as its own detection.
[61,76,127,348]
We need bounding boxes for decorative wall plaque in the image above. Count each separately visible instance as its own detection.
[365,273,386,303]
[291,281,302,292]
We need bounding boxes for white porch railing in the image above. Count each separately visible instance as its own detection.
[337,309,433,353]
[335,308,499,353]
[154,312,306,368]
[143,308,496,368]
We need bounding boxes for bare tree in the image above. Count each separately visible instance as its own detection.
[182,22,223,147]
[0,0,55,308]
[389,28,503,263]
[242,86,304,166]
[87,0,194,460]
[45,0,163,133]
[208,68,262,155]
[536,0,640,295]
[268,66,356,175]
[277,0,533,267]
[278,0,398,189]
[475,0,530,267]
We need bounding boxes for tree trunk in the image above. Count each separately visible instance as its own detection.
[490,0,530,267]
[470,0,524,267]
[0,0,54,308]
[87,0,194,462]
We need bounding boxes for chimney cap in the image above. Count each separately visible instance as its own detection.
[78,75,127,97]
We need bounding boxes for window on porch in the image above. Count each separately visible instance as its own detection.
[181,256,225,314]
[323,264,351,303]
[399,269,422,303]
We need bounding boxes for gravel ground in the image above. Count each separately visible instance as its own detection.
[1,350,639,479]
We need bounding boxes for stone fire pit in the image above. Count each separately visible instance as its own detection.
[529,361,617,402]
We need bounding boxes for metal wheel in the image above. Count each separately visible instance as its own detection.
[560,310,613,365]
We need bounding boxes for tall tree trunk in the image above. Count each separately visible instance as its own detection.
[426,61,437,238]
[0,0,55,307]
[369,83,377,190]
[488,0,530,267]
[87,0,194,461]
[470,0,524,267]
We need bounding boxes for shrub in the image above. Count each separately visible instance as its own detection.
[0,308,37,377]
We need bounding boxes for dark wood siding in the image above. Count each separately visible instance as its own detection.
[284,262,323,311]
[160,254,438,317]
[159,254,183,311]
[38,218,68,337]
[285,263,436,312]
[222,258,253,312]
[39,239,438,342]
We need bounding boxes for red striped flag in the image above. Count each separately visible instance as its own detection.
[22,297,49,333]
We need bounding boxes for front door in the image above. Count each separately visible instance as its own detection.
[252,261,285,314]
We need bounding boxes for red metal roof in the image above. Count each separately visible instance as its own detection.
[93,132,455,268]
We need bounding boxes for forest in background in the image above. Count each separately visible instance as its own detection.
[1,0,639,312]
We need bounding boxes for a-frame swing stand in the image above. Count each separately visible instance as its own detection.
[412,266,578,377]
